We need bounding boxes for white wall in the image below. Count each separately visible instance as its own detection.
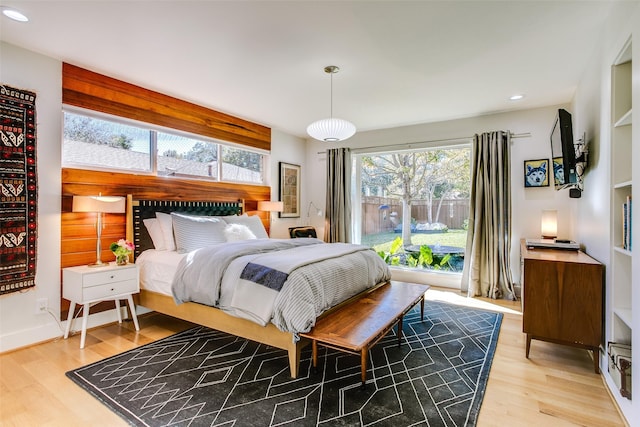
[305,105,579,288]
[0,42,63,351]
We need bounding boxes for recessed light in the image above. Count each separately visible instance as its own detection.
[2,7,29,22]
[509,94,525,101]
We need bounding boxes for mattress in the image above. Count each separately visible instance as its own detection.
[135,249,185,295]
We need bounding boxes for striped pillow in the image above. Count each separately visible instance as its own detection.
[171,213,227,253]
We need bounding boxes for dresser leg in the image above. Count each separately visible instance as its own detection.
[593,347,600,374]
[64,302,76,339]
[126,295,140,331]
[526,334,531,358]
[115,299,122,324]
[80,303,90,349]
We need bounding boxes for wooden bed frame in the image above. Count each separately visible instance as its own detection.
[125,194,307,377]
[125,194,388,378]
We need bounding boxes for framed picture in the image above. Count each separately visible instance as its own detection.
[524,158,550,187]
[279,162,300,218]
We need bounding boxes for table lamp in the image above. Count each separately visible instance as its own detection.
[258,201,284,235]
[541,209,558,240]
[73,195,126,267]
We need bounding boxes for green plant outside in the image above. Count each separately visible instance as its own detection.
[366,230,467,272]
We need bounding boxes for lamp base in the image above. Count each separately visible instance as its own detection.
[87,261,109,268]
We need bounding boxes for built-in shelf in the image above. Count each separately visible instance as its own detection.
[614,180,633,189]
[607,34,633,413]
[615,108,632,127]
[614,246,633,257]
[615,308,633,329]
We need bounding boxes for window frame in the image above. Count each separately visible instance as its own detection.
[352,139,472,288]
[62,106,268,185]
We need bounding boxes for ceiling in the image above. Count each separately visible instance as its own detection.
[0,1,616,139]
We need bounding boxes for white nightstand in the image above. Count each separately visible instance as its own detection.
[63,262,140,348]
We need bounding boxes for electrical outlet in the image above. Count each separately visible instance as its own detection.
[36,297,48,314]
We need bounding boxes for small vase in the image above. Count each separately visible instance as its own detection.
[115,254,128,266]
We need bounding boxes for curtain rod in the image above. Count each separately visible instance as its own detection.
[317,132,531,154]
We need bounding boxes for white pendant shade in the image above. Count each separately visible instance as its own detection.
[307,65,356,142]
[307,117,356,142]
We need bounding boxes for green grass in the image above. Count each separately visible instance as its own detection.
[361,229,467,253]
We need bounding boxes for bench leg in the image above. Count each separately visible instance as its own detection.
[361,348,368,390]
[420,296,425,320]
[311,340,318,374]
[397,316,404,347]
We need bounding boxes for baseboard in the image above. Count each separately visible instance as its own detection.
[0,305,149,354]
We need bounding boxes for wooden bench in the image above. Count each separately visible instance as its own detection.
[300,281,430,388]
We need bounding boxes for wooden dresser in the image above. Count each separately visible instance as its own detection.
[520,240,604,373]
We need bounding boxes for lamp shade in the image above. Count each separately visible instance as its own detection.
[73,195,126,213]
[258,201,284,212]
[541,209,558,239]
[307,117,356,142]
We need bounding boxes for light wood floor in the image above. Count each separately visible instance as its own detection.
[0,288,627,427]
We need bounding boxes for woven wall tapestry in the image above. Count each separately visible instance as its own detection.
[0,85,37,295]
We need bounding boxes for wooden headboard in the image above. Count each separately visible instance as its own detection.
[61,168,270,318]
[126,195,244,258]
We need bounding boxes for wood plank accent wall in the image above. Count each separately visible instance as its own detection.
[60,168,271,318]
[62,63,271,151]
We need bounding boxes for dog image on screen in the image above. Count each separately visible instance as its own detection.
[553,158,565,185]
[525,160,548,187]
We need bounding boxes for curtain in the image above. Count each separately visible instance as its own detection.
[324,147,352,243]
[461,131,515,300]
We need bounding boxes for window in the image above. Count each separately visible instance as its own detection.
[63,111,152,172]
[353,144,471,275]
[62,109,266,184]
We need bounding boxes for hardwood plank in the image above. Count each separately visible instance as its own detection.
[0,289,627,427]
[63,63,271,151]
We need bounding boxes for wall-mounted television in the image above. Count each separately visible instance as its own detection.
[550,108,577,190]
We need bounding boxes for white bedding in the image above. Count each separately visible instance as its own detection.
[135,249,186,295]
[136,240,391,337]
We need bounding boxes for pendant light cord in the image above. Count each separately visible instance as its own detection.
[329,71,334,119]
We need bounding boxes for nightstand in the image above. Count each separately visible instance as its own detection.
[63,263,140,348]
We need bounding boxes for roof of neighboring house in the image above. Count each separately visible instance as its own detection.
[63,140,262,182]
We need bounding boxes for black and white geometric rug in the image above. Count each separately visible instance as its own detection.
[66,300,502,427]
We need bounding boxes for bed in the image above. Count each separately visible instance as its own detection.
[125,195,391,378]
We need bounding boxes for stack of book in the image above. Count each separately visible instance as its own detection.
[622,195,632,251]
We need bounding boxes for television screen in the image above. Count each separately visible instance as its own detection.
[550,109,577,189]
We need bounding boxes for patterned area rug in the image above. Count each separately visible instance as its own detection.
[67,300,502,426]
[0,85,37,295]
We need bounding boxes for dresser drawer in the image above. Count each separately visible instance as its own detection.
[83,279,139,301]
[83,267,138,287]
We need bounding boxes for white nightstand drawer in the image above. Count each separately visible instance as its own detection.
[83,279,139,301]
[82,267,138,287]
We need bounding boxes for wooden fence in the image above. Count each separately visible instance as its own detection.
[361,196,469,236]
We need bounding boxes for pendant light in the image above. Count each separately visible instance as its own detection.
[307,65,356,142]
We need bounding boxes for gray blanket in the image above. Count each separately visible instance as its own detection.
[171,238,391,337]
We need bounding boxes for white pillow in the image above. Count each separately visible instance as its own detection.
[143,218,166,250]
[224,214,269,239]
[224,223,257,241]
[171,213,227,253]
[155,212,176,251]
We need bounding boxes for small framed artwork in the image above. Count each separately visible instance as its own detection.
[279,162,300,218]
[524,158,550,187]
